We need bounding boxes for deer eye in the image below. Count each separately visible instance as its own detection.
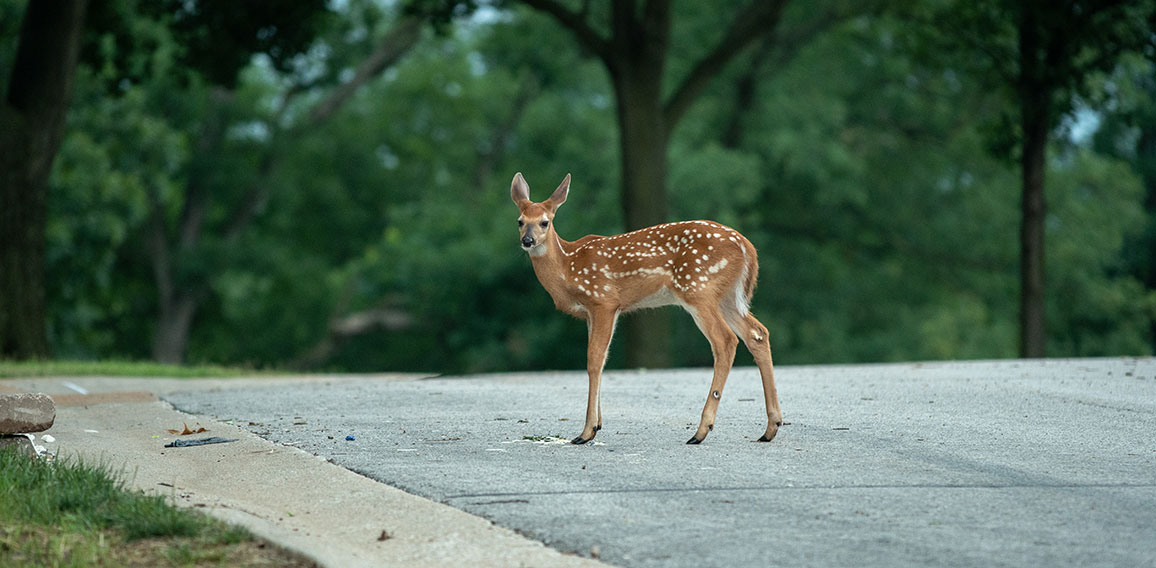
[517,219,524,227]
[539,220,549,228]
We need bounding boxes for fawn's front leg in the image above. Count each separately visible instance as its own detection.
[573,308,618,445]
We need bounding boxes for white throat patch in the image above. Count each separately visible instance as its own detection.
[525,243,548,257]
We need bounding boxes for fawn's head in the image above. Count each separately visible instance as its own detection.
[511,172,569,256]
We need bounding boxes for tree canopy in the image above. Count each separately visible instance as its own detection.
[1,0,1153,370]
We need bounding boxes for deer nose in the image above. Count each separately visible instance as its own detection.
[521,235,535,248]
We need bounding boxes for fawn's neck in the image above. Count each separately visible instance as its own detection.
[528,232,566,280]
[528,233,584,312]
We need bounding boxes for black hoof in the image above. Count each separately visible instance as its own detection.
[571,436,588,445]
[686,436,703,445]
[756,434,773,442]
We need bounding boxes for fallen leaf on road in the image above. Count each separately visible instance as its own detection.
[167,423,207,435]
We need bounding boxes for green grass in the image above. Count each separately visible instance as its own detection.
[0,359,279,379]
[0,449,310,567]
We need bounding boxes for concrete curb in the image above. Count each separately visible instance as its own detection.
[0,376,611,568]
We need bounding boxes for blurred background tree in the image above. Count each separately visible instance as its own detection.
[914,0,1156,357]
[2,0,1153,371]
[1,0,87,358]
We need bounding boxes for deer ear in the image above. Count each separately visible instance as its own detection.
[547,174,570,210]
[511,172,531,206]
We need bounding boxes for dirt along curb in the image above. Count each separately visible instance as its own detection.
[0,376,610,568]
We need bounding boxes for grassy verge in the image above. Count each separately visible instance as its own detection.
[0,360,280,379]
[0,449,314,567]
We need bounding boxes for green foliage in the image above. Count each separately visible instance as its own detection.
[906,0,1156,159]
[1093,55,1156,323]
[25,0,1156,372]
[82,0,332,89]
[46,66,189,357]
[1047,149,1156,354]
[0,0,24,73]
[667,9,1151,363]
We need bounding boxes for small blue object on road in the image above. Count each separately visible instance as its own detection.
[345,435,355,441]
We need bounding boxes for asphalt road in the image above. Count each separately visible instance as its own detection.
[166,359,1156,567]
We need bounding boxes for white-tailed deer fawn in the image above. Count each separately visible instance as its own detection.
[511,172,782,444]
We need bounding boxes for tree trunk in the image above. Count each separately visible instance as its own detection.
[614,44,674,369]
[1018,7,1047,358]
[0,0,88,359]
[0,118,51,359]
[616,82,670,231]
[1019,111,1048,358]
[152,294,198,364]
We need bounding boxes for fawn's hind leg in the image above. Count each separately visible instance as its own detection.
[726,311,782,442]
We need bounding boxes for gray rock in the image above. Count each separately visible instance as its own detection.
[0,393,56,433]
